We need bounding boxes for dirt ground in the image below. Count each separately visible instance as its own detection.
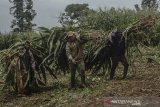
[0,58,160,107]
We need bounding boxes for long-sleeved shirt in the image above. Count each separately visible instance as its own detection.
[111,32,126,57]
[65,40,83,62]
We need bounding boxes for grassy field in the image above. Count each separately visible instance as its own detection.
[0,57,160,107]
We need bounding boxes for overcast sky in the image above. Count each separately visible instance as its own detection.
[0,0,141,33]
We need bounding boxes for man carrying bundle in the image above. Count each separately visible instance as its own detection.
[22,41,38,95]
[65,31,86,89]
[110,28,129,80]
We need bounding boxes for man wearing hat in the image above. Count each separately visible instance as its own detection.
[65,31,85,89]
[110,28,129,80]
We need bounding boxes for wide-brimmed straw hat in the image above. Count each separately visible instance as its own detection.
[67,31,76,37]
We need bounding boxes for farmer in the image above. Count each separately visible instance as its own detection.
[22,41,37,95]
[110,28,129,80]
[65,31,86,89]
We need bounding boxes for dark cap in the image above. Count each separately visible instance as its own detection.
[25,40,30,44]
[116,28,124,33]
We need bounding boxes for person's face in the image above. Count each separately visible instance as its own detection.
[69,34,76,42]
[117,32,123,37]
[24,43,30,49]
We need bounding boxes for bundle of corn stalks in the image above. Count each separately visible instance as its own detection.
[0,42,44,94]
[0,28,61,93]
[85,15,160,73]
[124,15,159,44]
[123,15,159,61]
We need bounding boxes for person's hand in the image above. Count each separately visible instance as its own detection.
[72,59,76,64]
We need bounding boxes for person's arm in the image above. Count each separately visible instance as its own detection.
[80,34,102,43]
[65,43,72,60]
[74,41,82,61]
[65,43,76,64]
[121,37,126,55]
[107,32,117,57]
[29,50,36,69]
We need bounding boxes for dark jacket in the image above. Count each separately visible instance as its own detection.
[23,49,35,71]
[111,32,125,57]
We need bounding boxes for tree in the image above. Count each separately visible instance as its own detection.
[9,0,36,32]
[59,3,92,27]
[141,0,159,11]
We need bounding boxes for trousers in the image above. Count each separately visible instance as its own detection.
[69,59,85,87]
[110,56,129,79]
